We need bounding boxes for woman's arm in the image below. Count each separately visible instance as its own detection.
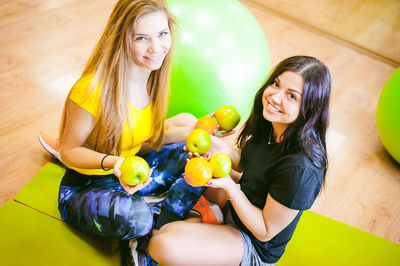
[59,99,148,194]
[59,99,120,169]
[208,177,299,242]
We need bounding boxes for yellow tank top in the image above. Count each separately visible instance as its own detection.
[68,74,153,175]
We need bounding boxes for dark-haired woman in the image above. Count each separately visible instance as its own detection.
[148,55,331,265]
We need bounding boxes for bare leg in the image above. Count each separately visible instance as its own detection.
[204,187,228,209]
[165,112,198,127]
[161,113,198,145]
[149,221,244,266]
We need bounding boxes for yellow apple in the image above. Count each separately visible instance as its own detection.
[186,129,212,155]
[209,153,231,178]
[215,106,241,131]
[120,156,150,186]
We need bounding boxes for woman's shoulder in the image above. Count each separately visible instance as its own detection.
[71,73,97,91]
[70,73,100,98]
[277,152,323,175]
[270,152,324,209]
[69,73,101,117]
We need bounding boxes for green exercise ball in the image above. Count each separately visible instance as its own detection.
[166,0,270,121]
[376,67,400,163]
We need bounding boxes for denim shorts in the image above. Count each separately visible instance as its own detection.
[224,204,275,266]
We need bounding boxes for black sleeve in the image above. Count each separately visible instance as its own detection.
[268,165,321,210]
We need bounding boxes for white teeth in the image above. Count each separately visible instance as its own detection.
[268,102,280,112]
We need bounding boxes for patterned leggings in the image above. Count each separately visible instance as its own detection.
[58,142,205,241]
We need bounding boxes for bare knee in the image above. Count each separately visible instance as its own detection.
[167,113,198,127]
[148,222,183,265]
[148,233,168,263]
[176,112,197,122]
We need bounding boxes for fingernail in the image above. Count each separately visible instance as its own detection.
[208,182,212,185]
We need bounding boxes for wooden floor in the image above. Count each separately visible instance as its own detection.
[249,0,400,65]
[0,0,399,245]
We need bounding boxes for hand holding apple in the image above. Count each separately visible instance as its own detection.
[215,106,241,131]
[184,157,213,187]
[186,128,212,155]
[195,116,218,135]
[119,156,150,186]
[209,153,231,178]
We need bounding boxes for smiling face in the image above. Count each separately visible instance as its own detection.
[262,70,304,135]
[131,10,172,71]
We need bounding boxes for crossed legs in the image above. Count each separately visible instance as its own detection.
[148,221,244,266]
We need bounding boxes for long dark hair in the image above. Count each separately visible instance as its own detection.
[238,56,331,182]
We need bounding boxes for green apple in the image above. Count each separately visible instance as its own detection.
[186,129,212,155]
[120,156,150,186]
[209,153,231,178]
[215,106,241,131]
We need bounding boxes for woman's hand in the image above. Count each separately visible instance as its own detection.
[112,157,125,177]
[205,175,234,190]
[204,175,240,201]
[205,112,236,138]
[113,157,153,195]
[184,145,211,160]
[183,112,241,171]
[184,132,234,160]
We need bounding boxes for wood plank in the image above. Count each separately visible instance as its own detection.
[0,0,399,246]
[248,0,400,64]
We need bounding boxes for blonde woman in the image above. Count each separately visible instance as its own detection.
[56,0,206,247]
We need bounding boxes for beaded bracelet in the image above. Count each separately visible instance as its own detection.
[101,154,112,171]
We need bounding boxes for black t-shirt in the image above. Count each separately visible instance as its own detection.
[231,138,323,263]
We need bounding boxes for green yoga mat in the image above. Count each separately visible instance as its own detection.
[15,162,65,219]
[0,200,120,266]
[13,162,400,265]
[277,211,400,265]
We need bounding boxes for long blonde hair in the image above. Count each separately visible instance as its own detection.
[60,0,176,154]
